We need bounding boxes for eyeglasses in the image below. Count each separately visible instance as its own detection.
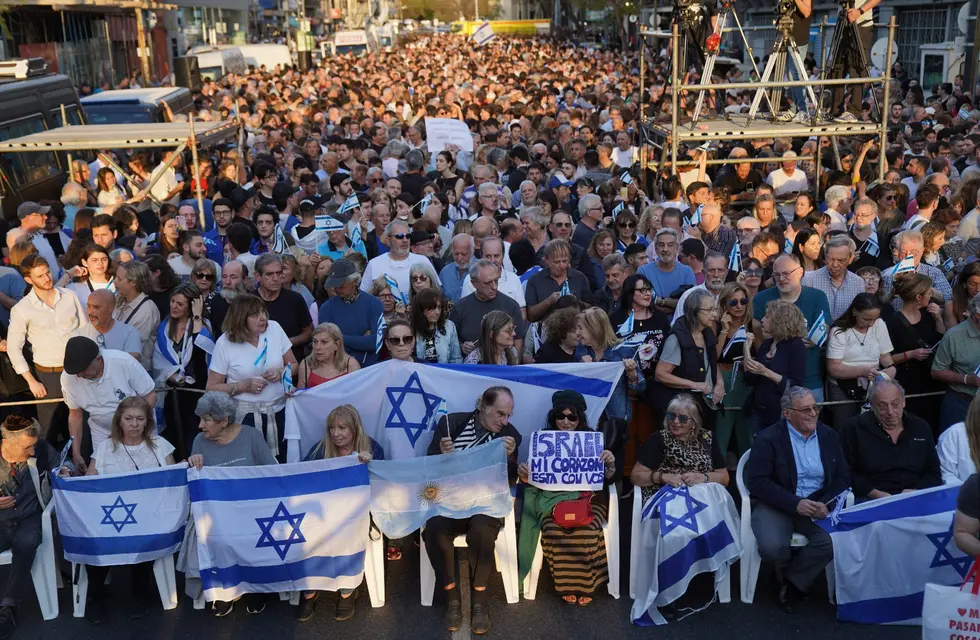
[773,267,801,281]
[788,405,819,415]
[634,286,652,293]
[370,177,384,184]
[553,222,572,228]
[665,412,693,424]
[411,274,430,282]
[392,233,408,240]
[556,411,579,422]
[726,298,747,307]
[213,209,232,215]
[194,272,214,280]
[387,335,414,346]
[618,222,636,229]
[743,268,764,277]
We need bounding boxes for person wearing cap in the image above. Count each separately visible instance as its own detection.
[61,336,156,473]
[291,196,321,254]
[517,390,617,606]
[5,202,62,281]
[765,151,809,222]
[322,215,365,261]
[409,229,443,273]
[0,415,72,639]
[318,258,384,367]
[6,254,88,440]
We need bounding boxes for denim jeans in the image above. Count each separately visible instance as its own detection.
[788,43,809,111]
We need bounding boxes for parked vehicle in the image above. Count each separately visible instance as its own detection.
[193,47,248,81]
[80,87,194,125]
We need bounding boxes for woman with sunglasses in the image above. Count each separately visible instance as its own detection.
[369,274,407,322]
[630,394,728,618]
[714,283,754,457]
[738,257,766,298]
[408,262,444,312]
[383,316,416,363]
[464,310,519,365]
[607,274,671,381]
[742,300,807,434]
[517,390,617,607]
[612,209,644,253]
[791,228,824,273]
[586,229,616,289]
[190,258,217,300]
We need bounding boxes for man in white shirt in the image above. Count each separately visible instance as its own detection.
[148,150,185,208]
[460,236,527,318]
[5,202,62,279]
[360,219,437,296]
[901,156,927,200]
[61,337,156,473]
[823,185,852,232]
[6,255,87,439]
[610,131,637,168]
[765,151,809,221]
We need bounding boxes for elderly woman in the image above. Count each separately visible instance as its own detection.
[84,397,176,623]
[190,258,217,300]
[369,274,406,322]
[463,310,519,365]
[425,386,520,635]
[940,395,980,484]
[186,391,277,617]
[382,316,416,362]
[206,294,298,462]
[630,394,729,618]
[742,300,807,433]
[298,404,382,622]
[714,283,753,457]
[297,323,360,388]
[517,391,617,606]
[408,262,444,310]
[410,288,462,364]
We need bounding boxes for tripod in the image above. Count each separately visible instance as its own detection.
[747,8,819,120]
[820,1,881,120]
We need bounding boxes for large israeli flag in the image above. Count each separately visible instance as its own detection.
[816,484,968,625]
[188,457,371,602]
[284,360,622,461]
[631,483,741,625]
[52,464,189,566]
[368,438,512,538]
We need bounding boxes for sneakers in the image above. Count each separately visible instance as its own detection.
[335,588,358,621]
[774,110,795,123]
[297,593,318,622]
[85,599,108,625]
[212,600,234,617]
[443,593,463,632]
[792,110,811,124]
[0,605,16,640]
[471,602,491,635]
[834,111,859,124]
[245,596,267,615]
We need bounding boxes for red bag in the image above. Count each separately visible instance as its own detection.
[553,492,594,529]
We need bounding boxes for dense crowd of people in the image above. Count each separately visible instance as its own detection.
[1,29,980,638]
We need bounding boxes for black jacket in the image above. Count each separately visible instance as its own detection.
[839,410,942,499]
[746,421,850,515]
[429,411,522,483]
[649,319,717,412]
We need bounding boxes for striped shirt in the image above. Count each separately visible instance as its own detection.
[452,415,493,452]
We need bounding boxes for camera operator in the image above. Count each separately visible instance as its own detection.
[830,0,883,124]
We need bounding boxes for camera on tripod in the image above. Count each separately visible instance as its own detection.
[777,0,796,17]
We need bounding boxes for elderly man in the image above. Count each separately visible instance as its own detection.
[716,147,763,200]
[802,236,865,321]
[450,260,525,356]
[571,194,604,249]
[360,219,436,296]
[840,379,941,501]
[113,261,160,370]
[72,289,141,360]
[765,151,809,222]
[0,415,71,639]
[638,228,695,314]
[61,336,156,472]
[880,229,953,303]
[512,180,538,210]
[594,253,628,315]
[932,293,980,429]
[525,239,593,321]
[461,236,526,315]
[472,182,505,220]
[688,203,736,257]
[461,164,495,216]
[207,259,249,340]
[60,181,88,229]
[255,254,312,360]
[823,185,852,232]
[737,216,762,258]
[746,387,849,613]
[318,259,384,367]
[439,234,475,303]
[848,199,881,271]
[672,251,729,323]
[753,254,832,402]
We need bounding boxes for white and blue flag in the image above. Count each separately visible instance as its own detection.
[52,465,189,566]
[519,265,542,284]
[817,484,968,625]
[861,232,880,258]
[384,274,408,306]
[617,310,635,338]
[890,253,916,276]
[559,279,571,297]
[285,360,622,461]
[784,236,793,254]
[727,243,741,273]
[471,21,496,47]
[807,309,828,348]
[612,202,625,220]
[690,205,703,226]
[722,325,747,357]
[351,222,367,255]
[375,314,387,354]
[621,171,634,185]
[188,457,371,602]
[631,483,741,625]
[338,194,360,216]
[368,438,512,538]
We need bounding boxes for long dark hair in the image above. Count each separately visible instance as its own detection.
[621,273,653,312]
[832,292,882,332]
[792,228,824,270]
[411,287,448,337]
[477,310,517,366]
[953,261,980,321]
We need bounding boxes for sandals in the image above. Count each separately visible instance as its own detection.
[386,546,402,561]
[561,594,592,606]
[577,596,593,607]
[562,595,578,604]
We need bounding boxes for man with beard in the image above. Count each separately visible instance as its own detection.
[671,251,729,323]
[206,260,250,340]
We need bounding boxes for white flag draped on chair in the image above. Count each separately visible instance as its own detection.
[631,483,741,625]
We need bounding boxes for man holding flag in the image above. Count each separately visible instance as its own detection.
[525,239,593,321]
[880,230,953,304]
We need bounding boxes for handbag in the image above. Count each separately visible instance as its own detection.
[922,560,980,640]
[553,492,594,529]
[835,377,867,401]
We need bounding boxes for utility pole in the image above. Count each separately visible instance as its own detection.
[134,7,152,83]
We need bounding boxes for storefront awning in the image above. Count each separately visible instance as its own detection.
[0,121,238,152]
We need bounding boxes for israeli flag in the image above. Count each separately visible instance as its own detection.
[188,457,371,602]
[816,484,968,624]
[559,279,571,297]
[338,194,360,216]
[690,204,703,226]
[631,483,741,625]
[351,222,367,255]
[419,193,433,212]
[861,232,880,258]
[52,465,189,566]
[368,438,512,538]
[471,21,496,47]
[519,265,542,284]
[284,360,622,461]
[890,253,916,276]
[621,171,634,185]
[784,236,793,254]
[941,256,954,273]
[384,273,408,306]
[727,243,741,273]
[612,202,625,220]
[617,309,635,338]
[807,309,828,348]
[722,325,747,357]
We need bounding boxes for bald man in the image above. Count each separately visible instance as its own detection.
[72,289,141,361]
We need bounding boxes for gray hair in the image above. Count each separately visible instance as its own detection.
[469,258,498,280]
[577,194,602,217]
[543,238,572,260]
[969,292,980,316]
[61,181,87,207]
[409,261,439,287]
[481,235,504,255]
[824,234,856,256]
[663,393,702,431]
[381,140,410,160]
[869,378,906,402]
[254,252,283,276]
[0,420,39,441]
[654,227,681,246]
[854,198,878,218]
[780,386,815,412]
[385,219,410,235]
[519,179,536,191]
[601,252,628,272]
[478,182,498,196]
[521,206,549,228]
[896,229,924,250]
[682,288,714,329]
[118,261,151,294]
[451,233,475,253]
[405,149,424,171]
[825,185,851,210]
[194,391,237,422]
[487,147,507,168]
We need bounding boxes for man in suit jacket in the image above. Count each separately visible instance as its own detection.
[746,386,850,613]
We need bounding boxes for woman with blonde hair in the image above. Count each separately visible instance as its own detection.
[577,307,639,421]
[298,323,360,388]
[714,283,753,456]
[742,300,808,433]
[637,205,664,243]
[938,394,980,484]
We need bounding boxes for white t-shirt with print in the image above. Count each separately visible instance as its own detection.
[208,320,292,404]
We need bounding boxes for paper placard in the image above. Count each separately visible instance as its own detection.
[424,117,474,154]
[528,430,604,491]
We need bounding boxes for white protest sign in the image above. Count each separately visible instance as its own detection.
[529,430,604,491]
[424,117,474,154]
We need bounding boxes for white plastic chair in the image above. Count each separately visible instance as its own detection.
[522,483,620,600]
[735,450,850,605]
[282,524,386,608]
[0,500,60,620]
[419,500,520,605]
[628,487,730,603]
[72,555,177,617]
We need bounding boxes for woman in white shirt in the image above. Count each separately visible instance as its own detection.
[67,243,115,307]
[83,396,176,622]
[826,293,897,430]
[95,167,127,209]
[938,396,980,484]
[206,294,298,462]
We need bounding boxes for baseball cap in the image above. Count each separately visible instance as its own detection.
[17,201,51,219]
[63,336,100,376]
[548,175,574,189]
[324,258,357,288]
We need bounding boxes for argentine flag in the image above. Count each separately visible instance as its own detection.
[188,457,371,602]
[817,484,967,624]
[52,465,189,566]
[368,438,513,538]
[631,483,741,625]
[890,253,916,276]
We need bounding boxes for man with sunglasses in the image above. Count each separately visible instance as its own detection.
[745,386,849,613]
[360,219,437,297]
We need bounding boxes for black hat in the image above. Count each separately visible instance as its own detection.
[299,196,321,212]
[551,390,587,414]
[410,230,434,245]
[63,336,100,375]
[324,258,358,288]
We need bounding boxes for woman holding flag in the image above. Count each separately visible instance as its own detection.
[369,275,407,321]
[742,301,807,433]
[607,274,670,383]
[713,283,753,457]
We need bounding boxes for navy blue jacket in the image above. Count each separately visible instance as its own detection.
[745,421,850,515]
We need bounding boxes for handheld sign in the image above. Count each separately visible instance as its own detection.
[529,430,604,491]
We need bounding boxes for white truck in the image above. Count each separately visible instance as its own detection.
[321,30,378,57]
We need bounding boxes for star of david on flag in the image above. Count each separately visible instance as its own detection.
[101,496,138,533]
[255,501,306,561]
[385,371,444,446]
[927,514,972,580]
[338,193,360,215]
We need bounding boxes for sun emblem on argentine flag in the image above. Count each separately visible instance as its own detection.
[417,481,444,506]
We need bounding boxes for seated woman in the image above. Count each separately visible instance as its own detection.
[186,391,277,617]
[297,323,360,388]
[298,405,382,622]
[411,288,462,364]
[424,387,521,635]
[517,391,616,606]
[84,397,177,623]
[533,307,582,363]
[629,394,729,618]
[463,310,519,365]
[742,300,807,433]
[939,394,980,484]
